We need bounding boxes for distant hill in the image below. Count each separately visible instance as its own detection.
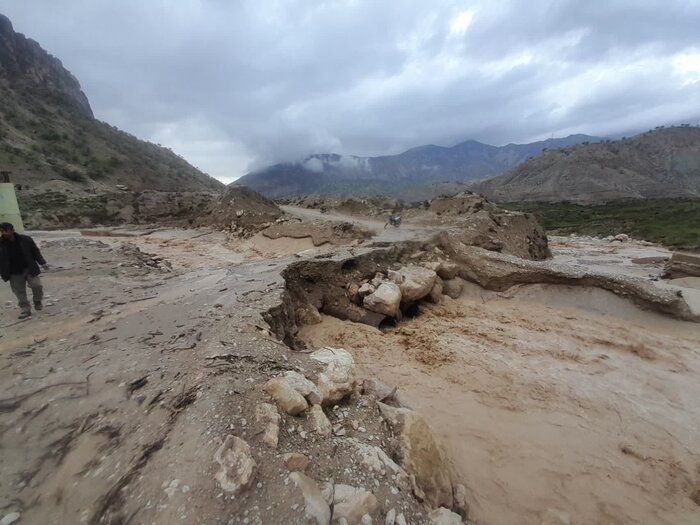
[237,134,601,200]
[472,127,700,202]
[0,13,223,193]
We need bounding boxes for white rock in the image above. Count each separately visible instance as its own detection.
[358,282,376,297]
[311,347,357,406]
[255,403,280,448]
[428,507,463,525]
[309,404,333,436]
[0,513,21,525]
[395,514,407,525]
[264,377,309,415]
[284,370,322,405]
[361,514,373,525]
[388,265,437,302]
[213,435,256,494]
[289,472,332,525]
[363,282,402,317]
[377,403,453,508]
[453,483,470,518]
[333,484,378,525]
[385,508,396,525]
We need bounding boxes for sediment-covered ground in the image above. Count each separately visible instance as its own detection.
[1,206,699,525]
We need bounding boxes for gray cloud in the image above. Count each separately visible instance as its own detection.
[2,0,699,181]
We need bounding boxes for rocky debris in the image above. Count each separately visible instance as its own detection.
[378,403,454,508]
[333,484,379,525]
[310,347,357,405]
[540,508,571,525]
[611,233,630,242]
[442,278,463,299]
[363,282,402,317]
[195,185,282,236]
[283,452,310,471]
[284,370,323,405]
[264,377,309,415]
[119,242,173,272]
[428,507,463,524]
[309,404,333,436]
[388,265,438,302]
[663,252,700,279]
[262,220,372,247]
[362,379,397,403]
[255,403,280,448]
[213,435,257,494]
[290,472,332,525]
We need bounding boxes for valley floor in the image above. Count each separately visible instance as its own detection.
[1,214,699,524]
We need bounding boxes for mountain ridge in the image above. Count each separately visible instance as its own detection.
[0,13,223,193]
[472,126,700,202]
[238,134,601,200]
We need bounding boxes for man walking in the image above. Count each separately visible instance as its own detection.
[0,223,47,319]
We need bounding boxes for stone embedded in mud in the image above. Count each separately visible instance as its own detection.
[428,507,463,525]
[213,435,257,494]
[283,452,310,471]
[429,278,444,303]
[452,483,470,518]
[540,508,571,525]
[388,265,438,302]
[297,305,323,325]
[363,282,402,317]
[361,514,373,525]
[436,261,461,281]
[377,402,454,509]
[395,514,407,525]
[362,378,397,402]
[284,370,323,405]
[255,402,280,448]
[310,347,357,406]
[309,404,333,436]
[333,484,379,525]
[289,472,332,525]
[442,278,463,299]
[0,512,21,525]
[264,377,309,415]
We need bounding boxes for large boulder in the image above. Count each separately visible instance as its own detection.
[213,435,257,494]
[284,370,322,405]
[377,403,454,508]
[428,507,463,525]
[363,282,402,317]
[388,265,438,302]
[310,347,357,406]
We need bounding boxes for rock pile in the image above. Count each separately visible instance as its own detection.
[213,346,470,524]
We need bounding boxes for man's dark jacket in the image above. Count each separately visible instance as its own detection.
[0,234,46,281]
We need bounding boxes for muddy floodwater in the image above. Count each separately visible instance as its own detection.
[301,239,700,525]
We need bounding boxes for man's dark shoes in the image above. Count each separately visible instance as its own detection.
[34,301,43,311]
[18,310,32,320]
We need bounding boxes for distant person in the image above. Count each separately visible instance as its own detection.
[0,223,48,319]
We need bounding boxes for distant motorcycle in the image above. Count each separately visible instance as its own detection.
[385,215,401,228]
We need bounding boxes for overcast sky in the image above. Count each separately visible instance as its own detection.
[2,1,700,182]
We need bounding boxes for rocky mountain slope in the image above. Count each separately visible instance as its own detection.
[0,13,222,193]
[238,134,600,200]
[473,126,700,202]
